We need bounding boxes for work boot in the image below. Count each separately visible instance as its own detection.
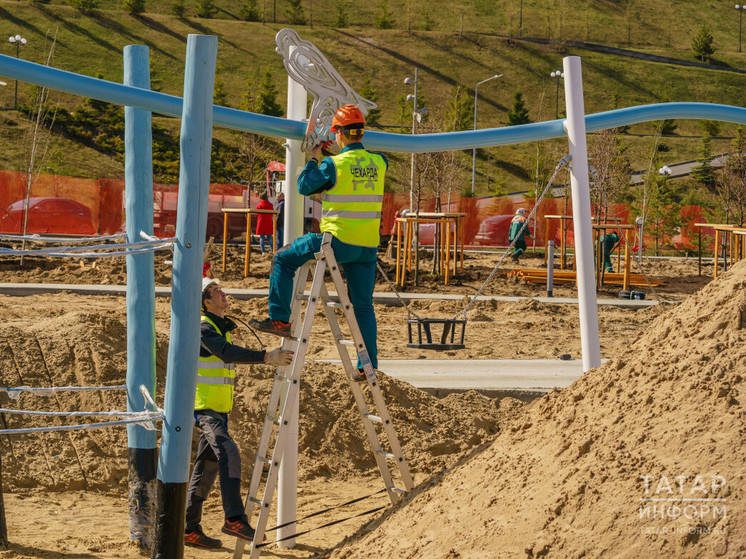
[184,526,222,549]
[222,518,257,542]
[511,254,519,263]
[249,318,292,338]
[353,368,367,382]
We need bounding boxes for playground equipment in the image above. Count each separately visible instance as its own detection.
[1,24,746,559]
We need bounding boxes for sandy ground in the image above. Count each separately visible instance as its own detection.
[0,243,738,558]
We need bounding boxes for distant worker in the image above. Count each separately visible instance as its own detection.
[255,192,275,255]
[275,192,285,251]
[250,104,386,381]
[185,278,293,549]
[509,208,531,263]
[602,231,620,273]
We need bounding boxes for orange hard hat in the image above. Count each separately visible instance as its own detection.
[330,104,366,132]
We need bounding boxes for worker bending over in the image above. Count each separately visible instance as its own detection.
[509,208,531,263]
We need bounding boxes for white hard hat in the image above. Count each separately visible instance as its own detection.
[516,208,527,215]
[202,277,219,294]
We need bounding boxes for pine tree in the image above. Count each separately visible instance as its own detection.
[239,0,260,21]
[334,0,349,28]
[358,80,381,127]
[123,0,145,14]
[170,0,186,16]
[285,0,306,24]
[506,92,530,126]
[692,133,716,189]
[195,0,216,18]
[445,85,472,132]
[691,25,715,62]
[375,0,395,29]
[67,0,98,11]
[253,71,284,117]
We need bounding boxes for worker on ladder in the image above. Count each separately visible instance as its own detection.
[509,207,531,263]
[250,104,387,380]
[184,277,293,549]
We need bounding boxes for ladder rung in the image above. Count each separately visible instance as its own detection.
[338,339,354,346]
[256,455,271,465]
[266,415,280,425]
[376,450,396,460]
[389,487,407,494]
[363,413,383,423]
[325,300,342,308]
[249,496,262,505]
[274,374,292,383]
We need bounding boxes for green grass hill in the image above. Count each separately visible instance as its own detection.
[0,0,744,200]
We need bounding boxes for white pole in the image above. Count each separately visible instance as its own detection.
[562,56,601,372]
[277,46,306,549]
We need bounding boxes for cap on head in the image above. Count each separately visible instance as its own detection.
[516,208,527,216]
[330,104,366,137]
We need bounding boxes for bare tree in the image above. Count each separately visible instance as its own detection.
[587,128,632,223]
[19,31,59,263]
[717,127,746,225]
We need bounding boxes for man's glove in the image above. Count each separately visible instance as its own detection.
[265,348,294,366]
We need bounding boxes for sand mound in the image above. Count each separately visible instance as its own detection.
[329,261,746,558]
[0,311,514,492]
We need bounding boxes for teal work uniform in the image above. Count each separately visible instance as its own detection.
[267,142,388,370]
[602,232,620,272]
[509,214,531,261]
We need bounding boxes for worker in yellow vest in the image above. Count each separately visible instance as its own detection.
[185,278,292,549]
[251,104,386,381]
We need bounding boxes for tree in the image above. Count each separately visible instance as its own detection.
[691,25,715,62]
[358,80,381,127]
[333,1,349,27]
[244,71,283,117]
[444,85,472,132]
[691,133,716,189]
[375,0,395,29]
[239,0,260,21]
[717,127,746,225]
[285,0,306,25]
[651,119,677,135]
[195,0,217,18]
[123,0,146,14]
[506,91,530,126]
[67,0,98,11]
[171,0,186,16]
[588,128,632,222]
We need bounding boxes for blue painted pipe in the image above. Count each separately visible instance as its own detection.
[123,44,157,550]
[1,54,744,152]
[154,35,218,559]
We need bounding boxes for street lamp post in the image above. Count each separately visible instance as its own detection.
[471,73,502,195]
[736,5,746,53]
[8,34,27,110]
[550,70,564,119]
[404,69,428,285]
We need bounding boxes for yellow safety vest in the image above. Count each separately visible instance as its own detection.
[194,316,235,413]
[322,149,386,247]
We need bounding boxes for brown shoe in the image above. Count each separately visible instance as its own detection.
[221,518,256,542]
[185,526,222,549]
[249,318,292,338]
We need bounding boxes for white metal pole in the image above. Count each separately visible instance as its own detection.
[562,55,601,372]
[277,46,306,549]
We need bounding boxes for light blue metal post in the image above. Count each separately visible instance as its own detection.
[124,44,157,550]
[153,35,217,559]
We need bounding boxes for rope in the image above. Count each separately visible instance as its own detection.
[452,154,572,320]
[256,489,388,548]
[0,237,176,257]
[0,415,162,435]
[0,233,126,243]
[0,408,162,418]
[0,384,127,400]
[375,261,423,321]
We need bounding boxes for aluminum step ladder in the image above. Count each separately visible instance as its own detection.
[233,233,414,559]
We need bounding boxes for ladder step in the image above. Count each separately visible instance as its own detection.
[338,339,354,346]
[363,413,383,423]
[274,374,292,383]
[376,450,396,460]
[256,455,271,465]
[266,415,280,425]
[325,300,342,308]
[249,496,262,505]
[389,487,407,494]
